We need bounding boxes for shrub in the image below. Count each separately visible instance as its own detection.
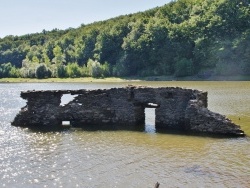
[87,59,103,78]
[0,63,12,78]
[175,58,194,77]
[66,63,81,78]
[35,63,49,79]
[57,64,67,78]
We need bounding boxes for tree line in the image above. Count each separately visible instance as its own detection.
[0,0,249,79]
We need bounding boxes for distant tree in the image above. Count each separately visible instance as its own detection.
[66,62,81,78]
[121,19,150,76]
[42,51,51,65]
[76,32,98,64]
[52,45,65,64]
[56,64,67,78]
[87,59,103,78]
[0,62,12,77]
[0,62,21,78]
[175,58,194,77]
[9,66,21,78]
[26,45,42,63]
[102,62,111,77]
[32,56,40,63]
[35,63,50,79]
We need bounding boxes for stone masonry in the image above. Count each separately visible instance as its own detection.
[12,85,244,136]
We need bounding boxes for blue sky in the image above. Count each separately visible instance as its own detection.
[0,0,171,38]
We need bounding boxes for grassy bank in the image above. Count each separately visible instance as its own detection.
[0,77,133,83]
[1,75,250,83]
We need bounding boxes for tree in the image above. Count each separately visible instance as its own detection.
[145,16,175,75]
[87,59,104,78]
[35,63,50,79]
[0,62,13,77]
[102,62,111,77]
[56,64,67,78]
[121,19,150,76]
[175,58,194,77]
[52,45,65,64]
[94,23,127,65]
[42,51,51,65]
[78,31,98,64]
[66,63,81,78]
[9,66,21,78]
[26,45,42,63]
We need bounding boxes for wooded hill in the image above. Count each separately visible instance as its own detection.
[0,0,249,79]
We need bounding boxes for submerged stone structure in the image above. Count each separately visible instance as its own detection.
[12,85,244,136]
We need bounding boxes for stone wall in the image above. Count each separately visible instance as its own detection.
[12,85,244,136]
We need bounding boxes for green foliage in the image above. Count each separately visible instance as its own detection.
[87,59,101,77]
[20,59,38,78]
[26,45,42,63]
[86,59,112,78]
[0,0,249,78]
[175,58,194,77]
[0,62,21,78]
[113,54,132,77]
[66,63,81,78]
[52,45,66,64]
[56,64,67,78]
[35,63,50,79]
[0,63,13,78]
[9,66,21,78]
[102,62,111,77]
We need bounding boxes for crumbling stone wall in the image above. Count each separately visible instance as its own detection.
[12,86,244,136]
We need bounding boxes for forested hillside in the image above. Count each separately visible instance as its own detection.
[0,0,249,79]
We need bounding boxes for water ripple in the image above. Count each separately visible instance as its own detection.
[0,82,250,187]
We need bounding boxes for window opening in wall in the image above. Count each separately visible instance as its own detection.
[60,94,79,106]
[62,121,71,127]
[144,107,156,133]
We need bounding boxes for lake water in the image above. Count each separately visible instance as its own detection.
[0,81,249,187]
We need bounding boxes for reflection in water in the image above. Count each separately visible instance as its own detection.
[0,82,250,187]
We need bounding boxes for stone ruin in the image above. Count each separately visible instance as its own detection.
[12,85,244,136]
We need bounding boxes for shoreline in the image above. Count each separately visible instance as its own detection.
[1,75,250,83]
[0,77,134,83]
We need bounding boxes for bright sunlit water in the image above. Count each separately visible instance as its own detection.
[0,82,250,187]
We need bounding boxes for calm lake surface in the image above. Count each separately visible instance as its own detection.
[0,81,249,187]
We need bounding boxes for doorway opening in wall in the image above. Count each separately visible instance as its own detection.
[144,103,159,133]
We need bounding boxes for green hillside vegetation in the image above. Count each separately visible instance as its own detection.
[0,0,249,79]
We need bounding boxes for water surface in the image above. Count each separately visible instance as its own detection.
[0,82,249,187]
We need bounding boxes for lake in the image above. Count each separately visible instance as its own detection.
[0,81,249,187]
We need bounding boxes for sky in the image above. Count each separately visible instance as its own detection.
[0,0,172,38]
